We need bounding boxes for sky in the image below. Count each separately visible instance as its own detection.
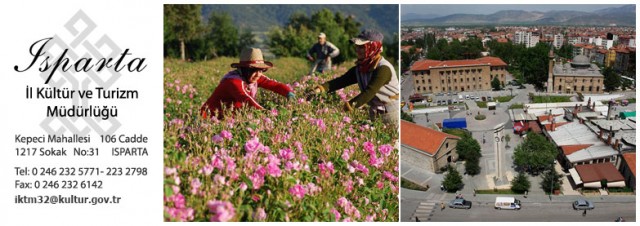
[401,4,629,16]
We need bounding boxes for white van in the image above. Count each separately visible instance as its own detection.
[494,197,521,210]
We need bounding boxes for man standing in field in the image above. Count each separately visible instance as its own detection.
[307,32,340,75]
[307,30,399,127]
[201,47,295,119]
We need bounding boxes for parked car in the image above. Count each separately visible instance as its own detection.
[474,97,481,101]
[487,96,493,101]
[448,198,472,209]
[573,199,594,210]
[465,95,470,100]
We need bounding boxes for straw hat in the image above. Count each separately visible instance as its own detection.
[230,47,273,69]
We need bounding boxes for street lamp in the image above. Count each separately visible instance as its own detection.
[425,112,429,122]
[549,161,554,201]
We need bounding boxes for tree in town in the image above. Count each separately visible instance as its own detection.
[510,172,531,194]
[621,78,632,91]
[522,43,552,90]
[602,67,621,92]
[456,133,481,160]
[541,168,563,193]
[491,76,501,91]
[513,132,557,173]
[464,150,481,176]
[164,5,202,61]
[442,166,464,192]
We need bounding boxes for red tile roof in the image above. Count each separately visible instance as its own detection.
[497,38,509,43]
[544,122,570,131]
[410,57,507,71]
[622,153,636,177]
[575,163,625,183]
[401,120,460,155]
[537,114,562,123]
[561,144,593,156]
[528,121,542,133]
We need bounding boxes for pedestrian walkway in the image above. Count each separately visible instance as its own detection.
[412,201,436,222]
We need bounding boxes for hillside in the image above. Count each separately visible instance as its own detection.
[402,4,635,26]
[201,5,399,42]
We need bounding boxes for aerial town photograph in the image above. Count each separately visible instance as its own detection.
[399,4,636,222]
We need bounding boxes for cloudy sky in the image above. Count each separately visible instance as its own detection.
[401,4,629,16]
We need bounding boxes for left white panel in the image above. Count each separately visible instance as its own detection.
[0,1,163,225]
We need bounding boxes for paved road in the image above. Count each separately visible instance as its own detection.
[427,201,635,222]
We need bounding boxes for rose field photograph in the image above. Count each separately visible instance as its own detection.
[163,4,400,222]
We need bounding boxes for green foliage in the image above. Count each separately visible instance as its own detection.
[509,103,524,109]
[426,37,484,60]
[442,166,464,192]
[464,153,481,176]
[541,169,564,193]
[488,41,552,90]
[205,13,240,57]
[496,96,514,102]
[621,78,633,91]
[443,129,468,138]
[532,95,571,103]
[522,43,552,90]
[164,8,257,61]
[474,114,486,120]
[268,9,373,65]
[401,111,414,122]
[510,172,530,194]
[555,43,573,59]
[476,101,487,108]
[602,66,621,92]
[455,133,480,161]
[475,189,519,194]
[491,76,501,91]
[513,133,557,173]
[164,4,203,60]
[455,133,482,176]
[401,178,429,191]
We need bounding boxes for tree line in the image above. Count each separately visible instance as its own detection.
[164,5,398,66]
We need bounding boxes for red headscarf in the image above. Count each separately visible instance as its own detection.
[357,41,383,73]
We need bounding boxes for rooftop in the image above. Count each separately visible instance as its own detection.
[574,163,625,183]
[566,144,617,163]
[622,153,636,177]
[401,120,460,156]
[410,56,507,71]
[547,122,600,146]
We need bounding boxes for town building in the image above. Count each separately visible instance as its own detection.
[619,153,636,192]
[410,56,508,94]
[548,52,604,94]
[571,163,626,189]
[401,120,460,173]
[553,34,564,49]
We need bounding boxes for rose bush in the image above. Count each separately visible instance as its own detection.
[164,58,399,222]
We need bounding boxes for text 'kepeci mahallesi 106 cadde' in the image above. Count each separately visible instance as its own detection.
[13,37,147,84]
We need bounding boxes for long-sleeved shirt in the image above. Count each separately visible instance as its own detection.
[320,63,392,108]
[306,41,340,60]
[201,70,292,118]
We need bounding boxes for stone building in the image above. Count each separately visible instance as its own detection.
[548,54,604,94]
[410,56,508,94]
[401,120,460,173]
